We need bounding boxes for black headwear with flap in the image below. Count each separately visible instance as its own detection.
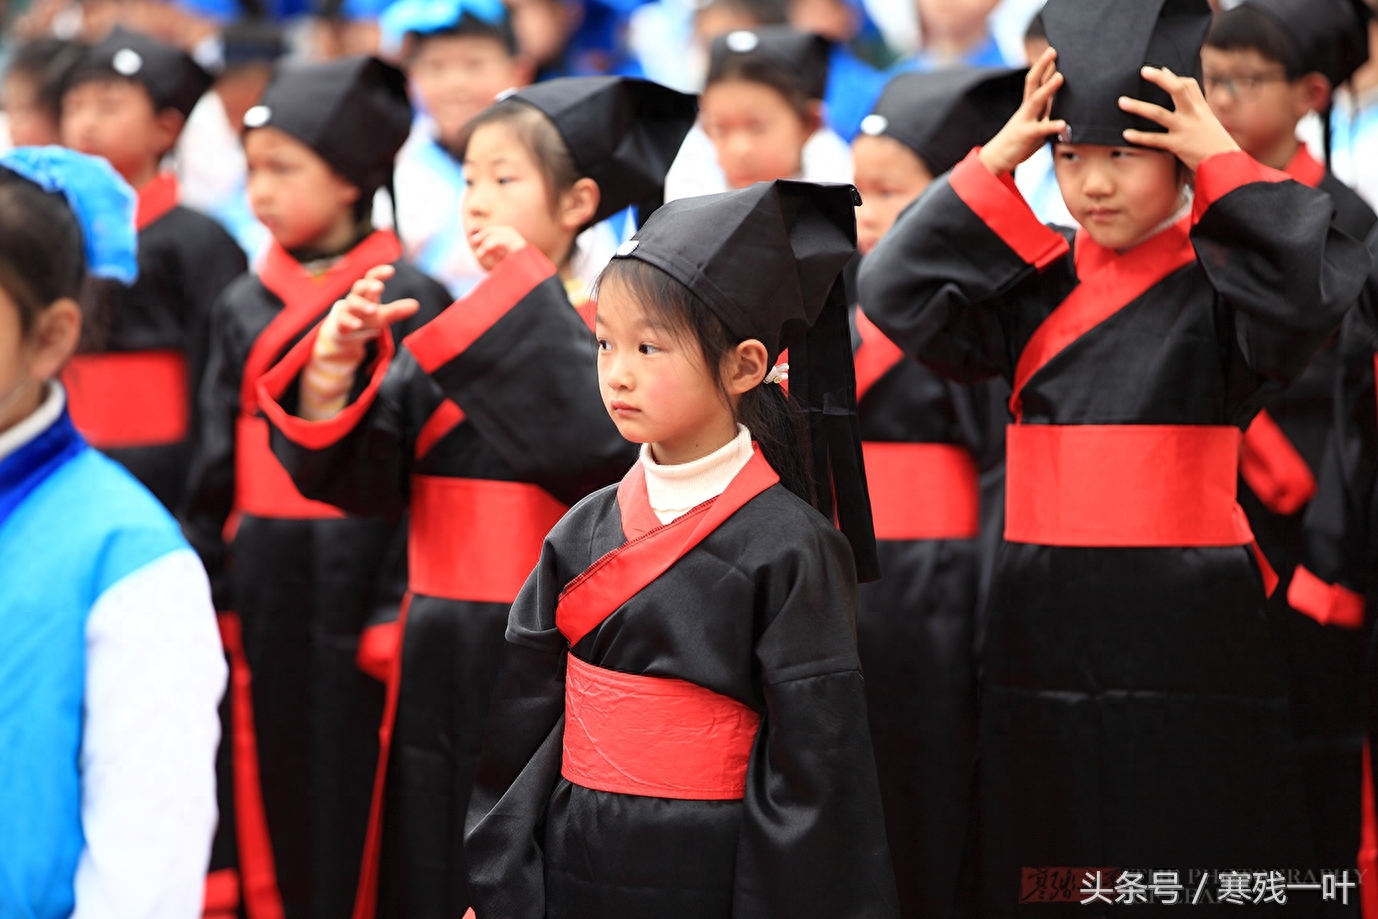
[66,27,212,120]
[611,180,879,581]
[472,76,697,226]
[1243,0,1372,87]
[1043,0,1212,147]
[708,25,832,101]
[859,68,1025,176]
[243,56,412,199]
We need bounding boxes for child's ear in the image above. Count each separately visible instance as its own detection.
[1299,73,1333,117]
[153,109,186,156]
[726,339,769,395]
[803,99,823,138]
[30,297,82,380]
[560,177,600,231]
[511,56,537,88]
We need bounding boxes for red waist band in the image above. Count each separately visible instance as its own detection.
[1005,424,1255,547]
[864,442,980,541]
[235,414,344,520]
[562,653,760,800]
[63,350,189,449]
[409,475,567,603]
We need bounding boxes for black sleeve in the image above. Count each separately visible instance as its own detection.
[180,214,249,417]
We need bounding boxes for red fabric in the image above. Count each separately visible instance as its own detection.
[948,149,1070,270]
[1283,146,1327,189]
[1287,565,1365,629]
[853,308,906,402]
[237,231,401,520]
[202,868,239,918]
[1240,409,1317,515]
[356,621,400,682]
[1013,218,1196,421]
[405,245,554,373]
[576,298,597,332]
[864,442,980,541]
[62,350,189,448]
[216,614,285,919]
[561,653,760,800]
[557,449,780,648]
[1361,741,1378,919]
[1192,151,1289,220]
[351,596,411,919]
[616,462,662,541]
[136,173,179,230]
[414,399,466,459]
[409,475,567,603]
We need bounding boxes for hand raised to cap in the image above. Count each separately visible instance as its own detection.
[978,47,1067,176]
[1119,66,1241,172]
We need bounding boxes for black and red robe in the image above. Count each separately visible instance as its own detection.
[256,244,635,919]
[858,148,1371,913]
[851,303,1005,919]
[464,449,899,919]
[64,173,246,509]
[181,229,451,919]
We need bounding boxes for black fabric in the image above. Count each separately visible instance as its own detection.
[66,27,211,118]
[858,165,1370,915]
[493,77,697,225]
[181,256,450,919]
[247,56,411,197]
[707,25,831,100]
[861,69,1024,178]
[465,484,900,919]
[1043,0,1212,147]
[265,276,635,918]
[1244,0,1372,87]
[86,205,246,509]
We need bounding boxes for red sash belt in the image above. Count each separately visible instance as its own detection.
[234,414,344,519]
[562,653,760,800]
[409,475,567,603]
[62,350,189,449]
[863,442,979,541]
[1006,424,1256,548]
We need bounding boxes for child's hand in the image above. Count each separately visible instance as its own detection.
[1119,66,1241,172]
[323,264,421,356]
[979,47,1066,176]
[469,226,529,272]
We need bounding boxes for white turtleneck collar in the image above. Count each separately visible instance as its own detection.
[640,425,753,525]
[0,380,65,464]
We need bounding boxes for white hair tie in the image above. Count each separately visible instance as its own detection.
[764,363,789,386]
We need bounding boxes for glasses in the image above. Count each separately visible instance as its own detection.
[1202,72,1290,101]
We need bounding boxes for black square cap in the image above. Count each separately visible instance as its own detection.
[243,56,412,197]
[65,27,212,120]
[859,68,1026,177]
[708,25,832,101]
[611,180,879,580]
[1044,0,1212,147]
[473,76,697,225]
[1243,0,1372,87]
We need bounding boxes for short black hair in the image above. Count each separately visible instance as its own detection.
[1205,6,1306,79]
[0,168,86,334]
[4,38,84,126]
[406,11,519,58]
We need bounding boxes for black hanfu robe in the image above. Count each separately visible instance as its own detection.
[858,148,1372,914]
[181,229,450,919]
[464,448,900,919]
[851,303,1005,919]
[63,173,246,510]
[256,244,635,919]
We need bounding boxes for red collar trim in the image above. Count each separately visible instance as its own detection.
[1283,146,1326,189]
[616,461,664,541]
[136,173,180,230]
[853,307,907,403]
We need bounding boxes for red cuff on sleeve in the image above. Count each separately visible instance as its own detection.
[1193,151,1290,220]
[948,148,1070,270]
[255,321,397,451]
[405,244,555,374]
[1239,409,1317,516]
[356,620,401,682]
[1287,565,1365,629]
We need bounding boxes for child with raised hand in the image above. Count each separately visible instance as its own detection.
[1202,0,1378,873]
[180,56,453,919]
[859,0,1372,908]
[59,28,247,509]
[0,146,225,919]
[664,25,852,201]
[254,76,694,919]
[850,67,1022,919]
[464,178,897,919]
[381,0,534,296]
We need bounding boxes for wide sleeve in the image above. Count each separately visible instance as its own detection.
[1191,151,1372,393]
[857,150,1075,386]
[180,220,248,423]
[73,549,227,919]
[733,514,900,919]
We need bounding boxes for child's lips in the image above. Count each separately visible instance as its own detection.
[609,400,640,417]
[1084,208,1120,222]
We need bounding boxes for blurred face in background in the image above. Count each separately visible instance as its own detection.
[700,79,819,188]
[917,0,1000,56]
[788,0,856,43]
[2,71,61,146]
[61,77,181,188]
[407,33,528,149]
[506,0,578,67]
[852,133,932,254]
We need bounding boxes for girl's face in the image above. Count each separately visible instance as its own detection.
[852,134,933,255]
[245,126,361,253]
[409,35,525,149]
[1053,143,1184,250]
[0,285,80,435]
[596,280,765,465]
[701,80,816,189]
[3,73,61,147]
